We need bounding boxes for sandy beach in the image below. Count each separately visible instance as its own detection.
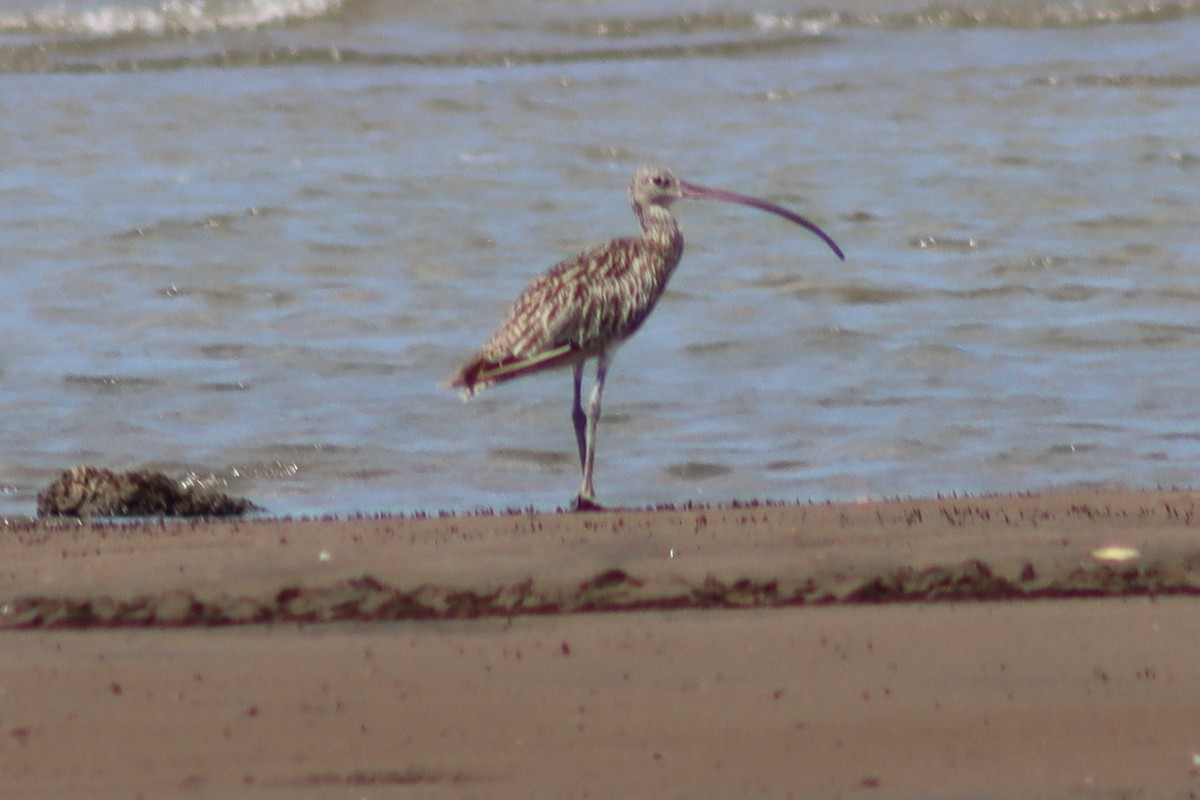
[3,489,1200,798]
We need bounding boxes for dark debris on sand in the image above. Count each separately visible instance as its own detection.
[36,465,258,519]
[6,557,1200,630]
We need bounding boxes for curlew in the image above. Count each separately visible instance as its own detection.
[448,165,845,510]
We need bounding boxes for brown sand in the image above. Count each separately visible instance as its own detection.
[2,490,1200,798]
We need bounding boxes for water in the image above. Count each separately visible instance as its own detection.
[1,0,1198,516]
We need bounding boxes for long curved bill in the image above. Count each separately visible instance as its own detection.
[680,180,845,261]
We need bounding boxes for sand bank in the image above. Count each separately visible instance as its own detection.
[2,489,1199,798]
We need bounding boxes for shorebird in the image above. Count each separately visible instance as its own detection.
[448,166,845,510]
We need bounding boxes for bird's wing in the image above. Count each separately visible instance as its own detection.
[448,239,646,395]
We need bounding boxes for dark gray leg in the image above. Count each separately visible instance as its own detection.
[571,361,587,474]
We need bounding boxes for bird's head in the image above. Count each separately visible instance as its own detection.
[629,165,845,260]
[630,165,684,209]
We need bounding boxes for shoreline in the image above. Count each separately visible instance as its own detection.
[4,488,1200,627]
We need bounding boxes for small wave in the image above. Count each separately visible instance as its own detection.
[910,234,983,251]
[1032,320,1200,351]
[788,280,928,305]
[114,206,276,240]
[546,10,835,38]
[544,0,1198,37]
[1032,72,1200,88]
[1076,72,1200,88]
[713,0,1199,31]
[0,0,342,39]
[62,374,161,392]
[664,461,732,480]
[489,448,572,473]
[6,0,1190,74]
[873,0,1197,28]
[5,35,837,74]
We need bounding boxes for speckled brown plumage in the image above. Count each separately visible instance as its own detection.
[450,173,684,397]
[448,166,844,509]
[450,237,678,390]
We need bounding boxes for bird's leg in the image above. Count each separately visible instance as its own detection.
[574,352,608,511]
[571,361,588,474]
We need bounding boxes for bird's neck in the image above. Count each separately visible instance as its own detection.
[634,202,683,253]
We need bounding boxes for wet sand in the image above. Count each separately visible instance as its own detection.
[3,489,1200,798]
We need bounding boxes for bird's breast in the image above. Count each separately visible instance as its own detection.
[567,236,683,348]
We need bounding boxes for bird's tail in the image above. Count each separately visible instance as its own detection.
[444,343,580,399]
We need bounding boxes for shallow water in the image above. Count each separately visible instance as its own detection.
[1,0,1199,515]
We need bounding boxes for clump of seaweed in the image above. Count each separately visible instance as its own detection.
[36,465,258,519]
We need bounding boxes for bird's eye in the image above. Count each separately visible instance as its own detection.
[652,175,667,187]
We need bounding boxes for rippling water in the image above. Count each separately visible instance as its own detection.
[1,0,1198,515]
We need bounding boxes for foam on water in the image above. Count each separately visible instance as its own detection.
[0,0,342,38]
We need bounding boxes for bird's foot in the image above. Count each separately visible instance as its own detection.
[571,495,604,513]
